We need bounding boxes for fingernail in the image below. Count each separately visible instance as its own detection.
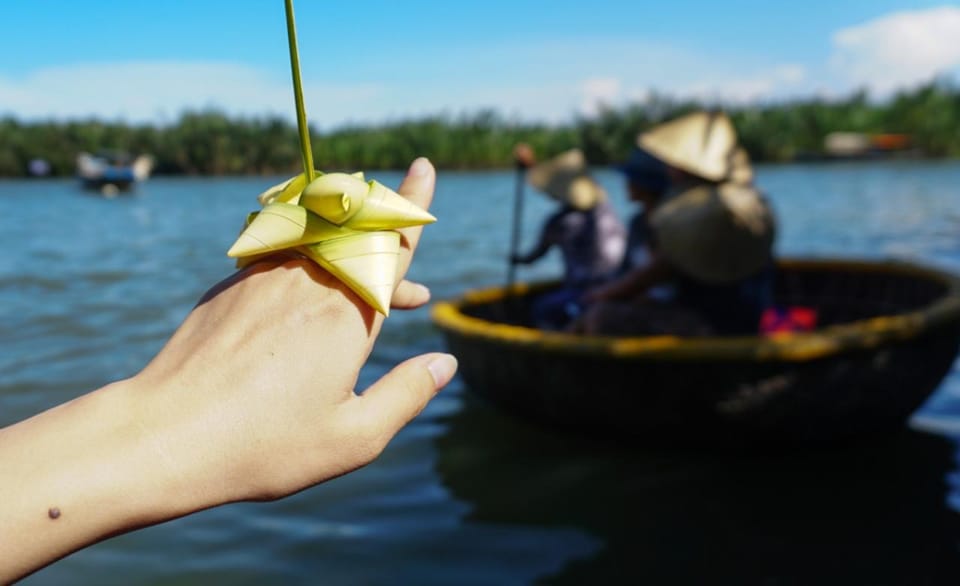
[412,282,431,298]
[408,157,432,177]
[426,353,458,387]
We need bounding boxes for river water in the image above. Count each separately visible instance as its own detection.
[3,161,960,585]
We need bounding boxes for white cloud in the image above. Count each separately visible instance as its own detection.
[829,6,960,94]
[678,65,808,103]
[579,77,622,116]
[469,39,810,117]
[567,66,808,117]
[19,7,960,129]
[0,37,817,126]
[773,65,806,85]
[6,8,960,127]
[0,61,383,126]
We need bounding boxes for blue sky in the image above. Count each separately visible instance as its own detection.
[1,1,958,127]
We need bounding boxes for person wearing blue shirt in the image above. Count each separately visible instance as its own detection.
[511,148,627,329]
[579,111,776,336]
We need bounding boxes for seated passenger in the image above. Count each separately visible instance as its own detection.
[511,148,626,329]
[614,146,669,275]
[579,111,776,336]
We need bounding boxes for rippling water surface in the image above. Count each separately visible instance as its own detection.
[3,161,960,584]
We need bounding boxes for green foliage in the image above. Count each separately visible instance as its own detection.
[1,82,959,177]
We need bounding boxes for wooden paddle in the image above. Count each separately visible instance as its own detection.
[506,144,534,294]
[501,145,534,322]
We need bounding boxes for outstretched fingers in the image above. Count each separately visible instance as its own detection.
[342,159,449,454]
[391,279,431,310]
[348,352,457,453]
[393,157,436,284]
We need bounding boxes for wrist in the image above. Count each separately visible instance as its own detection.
[0,379,219,580]
[118,374,252,510]
[88,378,226,524]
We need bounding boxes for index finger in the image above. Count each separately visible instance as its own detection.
[392,157,436,284]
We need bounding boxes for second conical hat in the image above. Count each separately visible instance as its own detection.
[639,111,739,182]
[526,149,604,210]
[729,147,754,185]
[650,183,775,284]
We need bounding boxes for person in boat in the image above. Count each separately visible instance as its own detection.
[0,158,455,582]
[613,146,670,276]
[578,111,776,336]
[510,146,627,329]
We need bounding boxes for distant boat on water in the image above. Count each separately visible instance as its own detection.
[76,151,154,196]
[794,132,919,162]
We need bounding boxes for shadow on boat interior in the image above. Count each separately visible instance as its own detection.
[434,394,960,585]
[479,261,952,329]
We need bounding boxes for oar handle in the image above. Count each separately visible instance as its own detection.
[506,158,530,294]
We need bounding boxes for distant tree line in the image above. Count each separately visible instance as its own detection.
[1,81,958,178]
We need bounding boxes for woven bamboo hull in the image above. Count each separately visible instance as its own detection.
[432,259,960,444]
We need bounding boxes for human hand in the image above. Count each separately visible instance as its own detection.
[513,143,536,168]
[0,158,456,584]
[131,157,456,504]
[580,285,609,305]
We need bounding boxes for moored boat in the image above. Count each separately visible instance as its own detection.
[431,258,960,444]
[76,151,154,196]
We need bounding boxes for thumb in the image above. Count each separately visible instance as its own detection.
[352,352,458,442]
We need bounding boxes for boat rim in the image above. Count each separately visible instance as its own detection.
[430,257,960,362]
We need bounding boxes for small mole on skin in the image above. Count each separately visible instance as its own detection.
[48,507,61,520]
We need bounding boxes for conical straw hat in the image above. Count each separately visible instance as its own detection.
[299,231,401,315]
[639,111,739,182]
[729,147,754,185]
[227,202,350,258]
[650,183,775,283]
[526,149,604,210]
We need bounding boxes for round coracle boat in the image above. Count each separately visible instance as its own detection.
[431,258,960,444]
